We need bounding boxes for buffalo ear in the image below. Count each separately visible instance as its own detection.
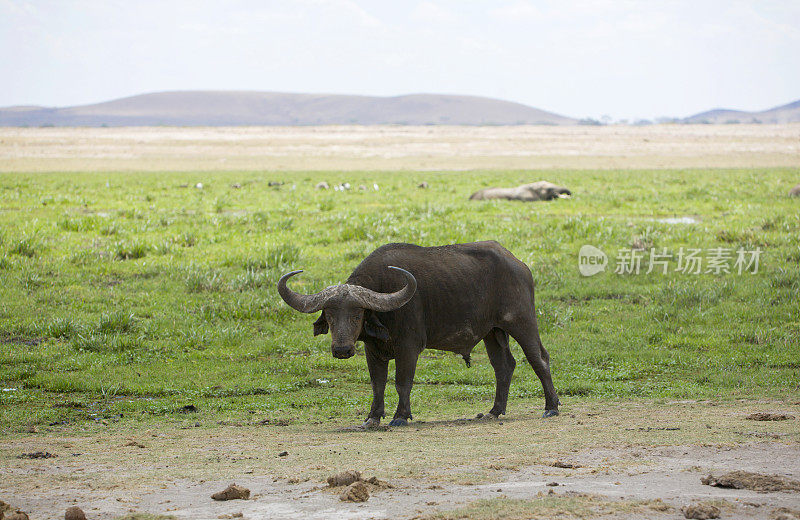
[313,312,328,336]
[364,311,389,341]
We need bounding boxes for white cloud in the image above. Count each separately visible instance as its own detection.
[412,1,457,24]
[489,1,540,21]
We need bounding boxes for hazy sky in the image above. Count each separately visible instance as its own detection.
[2,0,798,120]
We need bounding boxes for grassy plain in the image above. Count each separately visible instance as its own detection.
[1,166,799,431]
[1,126,799,518]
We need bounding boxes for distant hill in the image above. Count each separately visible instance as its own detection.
[0,91,577,126]
[683,99,800,124]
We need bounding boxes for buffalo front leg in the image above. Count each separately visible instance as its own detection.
[363,344,389,429]
[483,328,516,418]
[389,349,419,426]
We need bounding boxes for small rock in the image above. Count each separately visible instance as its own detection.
[683,503,720,519]
[195,183,203,189]
[125,441,145,448]
[340,481,369,502]
[546,482,559,486]
[278,451,288,457]
[65,506,86,520]
[211,483,250,501]
[6,512,30,520]
[315,182,330,190]
[327,470,361,487]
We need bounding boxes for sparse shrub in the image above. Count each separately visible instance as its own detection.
[265,244,300,268]
[213,197,229,213]
[768,268,800,291]
[42,317,80,338]
[100,223,119,236]
[230,269,269,291]
[10,236,40,257]
[276,218,294,230]
[152,240,172,255]
[18,271,44,291]
[58,217,82,232]
[177,232,198,247]
[115,241,148,260]
[97,311,135,334]
[339,226,369,242]
[184,268,224,292]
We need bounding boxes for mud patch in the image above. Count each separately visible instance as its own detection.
[702,471,800,492]
[746,412,794,421]
[18,451,57,459]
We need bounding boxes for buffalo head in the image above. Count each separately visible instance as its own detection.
[277,266,416,359]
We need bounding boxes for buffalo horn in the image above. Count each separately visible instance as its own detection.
[348,266,417,312]
[277,270,333,313]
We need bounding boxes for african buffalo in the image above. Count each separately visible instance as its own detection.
[277,241,559,429]
[470,181,571,201]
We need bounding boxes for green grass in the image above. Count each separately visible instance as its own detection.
[0,168,799,429]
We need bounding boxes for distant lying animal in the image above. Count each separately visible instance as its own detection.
[470,181,571,202]
[790,183,800,197]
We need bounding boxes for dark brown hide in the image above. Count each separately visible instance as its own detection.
[278,241,559,427]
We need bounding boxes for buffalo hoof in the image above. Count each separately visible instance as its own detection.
[542,409,559,418]
[475,412,499,421]
[388,418,408,427]
[360,417,381,430]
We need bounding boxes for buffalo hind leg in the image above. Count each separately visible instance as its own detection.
[362,343,389,429]
[509,321,559,418]
[483,328,516,418]
[389,348,419,426]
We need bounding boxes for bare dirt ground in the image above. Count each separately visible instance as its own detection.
[1,124,798,172]
[2,400,798,519]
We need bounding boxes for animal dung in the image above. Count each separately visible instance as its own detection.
[682,503,720,519]
[327,470,361,487]
[211,483,251,501]
[339,481,370,502]
[65,506,86,520]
